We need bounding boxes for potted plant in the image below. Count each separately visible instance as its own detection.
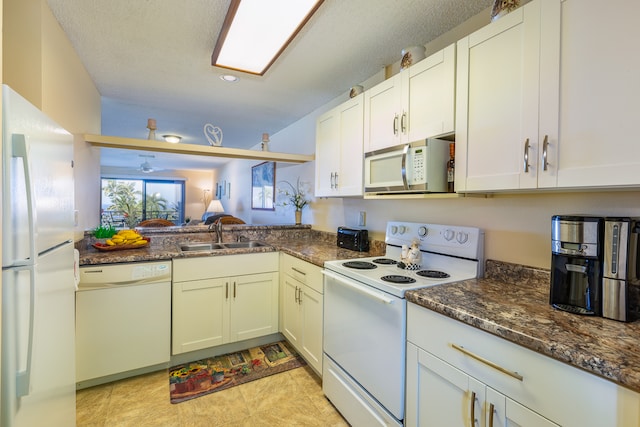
[278,177,310,225]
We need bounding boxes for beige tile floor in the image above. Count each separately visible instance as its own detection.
[76,365,350,426]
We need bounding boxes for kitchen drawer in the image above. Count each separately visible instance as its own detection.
[280,253,323,293]
[407,303,640,427]
[173,252,278,282]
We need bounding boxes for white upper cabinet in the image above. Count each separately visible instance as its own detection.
[455,0,561,192]
[405,44,456,144]
[364,73,403,152]
[364,44,456,153]
[552,0,640,188]
[315,93,364,197]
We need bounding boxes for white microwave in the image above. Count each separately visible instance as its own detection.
[364,139,449,195]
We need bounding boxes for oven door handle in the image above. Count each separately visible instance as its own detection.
[322,270,394,304]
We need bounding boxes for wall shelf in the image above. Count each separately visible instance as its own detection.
[84,134,315,164]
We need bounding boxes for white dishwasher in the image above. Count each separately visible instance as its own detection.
[76,261,171,387]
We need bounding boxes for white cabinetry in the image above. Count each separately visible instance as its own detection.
[406,303,640,427]
[407,343,558,426]
[172,253,279,355]
[553,0,640,188]
[315,93,364,197]
[455,0,560,192]
[364,44,455,153]
[279,253,323,374]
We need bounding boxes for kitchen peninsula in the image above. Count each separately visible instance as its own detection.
[77,224,385,267]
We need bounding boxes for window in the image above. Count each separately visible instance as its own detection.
[101,178,185,228]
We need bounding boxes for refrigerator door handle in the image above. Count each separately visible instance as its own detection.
[2,265,36,398]
[12,133,37,264]
[16,266,35,397]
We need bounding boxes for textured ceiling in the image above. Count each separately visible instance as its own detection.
[47,0,493,171]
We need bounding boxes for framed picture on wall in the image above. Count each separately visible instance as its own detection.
[251,161,276,210]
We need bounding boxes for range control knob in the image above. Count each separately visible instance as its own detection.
[391,226,398,234]
[418,226,428,237]
[443,229,455,241]
[398,226,406,234]
[456,232,469,244]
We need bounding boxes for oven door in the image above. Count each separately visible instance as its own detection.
[322,269,406,421]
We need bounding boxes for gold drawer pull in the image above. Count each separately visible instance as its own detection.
[451,343,523,381]
[291,267,306,276]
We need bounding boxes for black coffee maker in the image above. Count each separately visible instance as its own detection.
[550,215,603,315]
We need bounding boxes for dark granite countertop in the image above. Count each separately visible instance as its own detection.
[77,225,385,267]
[405,260,640,393]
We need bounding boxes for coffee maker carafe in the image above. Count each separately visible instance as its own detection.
[550,215,603,315]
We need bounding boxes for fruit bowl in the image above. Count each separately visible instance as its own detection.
[92,237,150,251]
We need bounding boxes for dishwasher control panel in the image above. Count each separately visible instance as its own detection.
[131,263,170,280]
[78,261,172,289]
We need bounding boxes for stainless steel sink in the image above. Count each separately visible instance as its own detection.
[179,241,269,252]
[179,242,225,252]
[221,241,270,249]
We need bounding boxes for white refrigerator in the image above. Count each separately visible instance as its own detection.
[1,85,76,426]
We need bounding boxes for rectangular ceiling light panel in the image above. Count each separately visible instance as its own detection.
[212,0,323,75]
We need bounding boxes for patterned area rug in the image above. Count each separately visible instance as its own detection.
[169,341,306,404]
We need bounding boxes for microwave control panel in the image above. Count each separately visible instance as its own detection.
[409,147,426,184]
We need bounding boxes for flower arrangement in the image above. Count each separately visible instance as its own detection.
[278,178,310,211]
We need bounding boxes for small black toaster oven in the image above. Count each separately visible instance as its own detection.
[337,227,370,252]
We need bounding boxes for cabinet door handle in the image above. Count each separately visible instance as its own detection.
[470,391,477,426]
[330,172,335,189]
[294,286,299,303]
[489,402,495,427]
[523,138,531,173]
[291,267,306,276]
[542,134,549,171]
[401,111,407,133]
[225,282,229,299]
[393,114,399,136]
[451,343,523,381]
[334,172,339,189]
[298,287,303,304]
[233,281,237,298]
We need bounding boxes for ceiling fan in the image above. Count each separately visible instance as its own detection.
[138,154,161,173]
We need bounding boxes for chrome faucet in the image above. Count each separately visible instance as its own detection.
[208,221,223,243]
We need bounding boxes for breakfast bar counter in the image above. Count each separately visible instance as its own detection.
[77,224,385,267]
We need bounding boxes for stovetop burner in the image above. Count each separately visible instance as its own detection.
[416,270,450,279]
[381,275,416,284]
[372,258,398,265]
[342,261,377,270]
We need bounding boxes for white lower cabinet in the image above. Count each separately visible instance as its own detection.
[279,253,323,374]
[172,253,279,355]
[407,343,558,427]
[406,303,640,427]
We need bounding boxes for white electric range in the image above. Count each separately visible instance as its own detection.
[322,221,484,427]
[325,221,484,297]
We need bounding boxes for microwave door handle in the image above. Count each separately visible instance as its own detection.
[401,143,410,190]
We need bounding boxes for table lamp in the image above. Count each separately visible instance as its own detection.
[202,199,224,221]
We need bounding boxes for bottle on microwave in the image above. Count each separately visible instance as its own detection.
[363,138,449,196]
[447,143,455,193]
